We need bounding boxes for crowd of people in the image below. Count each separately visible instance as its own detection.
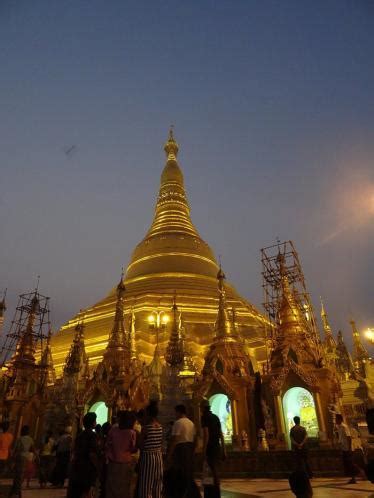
[0,403,373,498]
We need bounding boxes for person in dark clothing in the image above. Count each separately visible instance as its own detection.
[165,404,198,498]
[290,416,313,478]
[289,470,313,497]
[51,426,72,487]
[67,412,100,498]
[201,400,225,494]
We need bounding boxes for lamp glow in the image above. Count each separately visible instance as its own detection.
[148,315,155,324]
[365,328,374,344]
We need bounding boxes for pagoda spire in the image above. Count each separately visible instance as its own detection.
[320,297,337,353]
[145,129,200,239]
[336,330,355,379]
[14,292,39,366]
[215,265,232,339]
[107,270,127,351]
[0,289,7,335]
[64,315,88,376]
[350,319,369,377]
[165,293,184,368]
[164,126,179,162]
[277,253,303,337]
[129,309,137,360]
[40,328,56,386]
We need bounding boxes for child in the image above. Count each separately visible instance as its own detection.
[24,450,37,488]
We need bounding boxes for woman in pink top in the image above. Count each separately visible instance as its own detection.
[105,411,137,498]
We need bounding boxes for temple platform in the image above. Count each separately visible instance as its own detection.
[1,478,373,497]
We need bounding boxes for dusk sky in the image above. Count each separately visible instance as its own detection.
[1,1,373,348]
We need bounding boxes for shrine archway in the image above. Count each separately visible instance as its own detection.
[209,393,233,443]
[282,387,318,446]
[88,401,108,426]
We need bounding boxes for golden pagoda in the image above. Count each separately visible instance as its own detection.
[51,130,267,377]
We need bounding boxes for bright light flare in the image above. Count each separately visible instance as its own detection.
[365,328,374,344]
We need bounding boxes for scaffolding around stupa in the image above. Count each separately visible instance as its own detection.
[0,289,51,368]
[261,240,322,361]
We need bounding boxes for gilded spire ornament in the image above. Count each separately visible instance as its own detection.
[165,293,184,368]
[0,289,6,320]
[336,330,355,379]
[64,315,87,376]
[350,319,369,377]
[215,265,232,339]
[129,309,137,361]
[107,270,127,351]
[277,253,303,337]
[40,327,56,386]
[320,297,337,355]
[14,292,39,366]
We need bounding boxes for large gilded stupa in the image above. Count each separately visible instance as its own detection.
[51,130,267,376]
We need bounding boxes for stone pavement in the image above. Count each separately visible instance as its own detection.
[1,478,374,497]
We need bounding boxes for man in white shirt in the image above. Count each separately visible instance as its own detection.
[335,413,356,484]
[167,404,197,496]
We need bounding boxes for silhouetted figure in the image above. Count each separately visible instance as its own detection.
[67,413,100,498]
[138,401,163,498]
[290,416,312,478]
[165,404,199,498]
[201,400,225,498]
[105,411,137,498]
[51,426,72,487]
[99,421,112,498]
[9,425,34,498]
[38,431,55,488]
[335,413,356,484]
[289,470,313,497]
[0,422,13,477]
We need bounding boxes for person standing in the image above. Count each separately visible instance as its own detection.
[67,412,100,498]
[166,404,197,497]
[105,411,137,498]
[9,425,34,498]
[51,426,73,487]
[0,422,14,477]
[290,416,313,478]
[138,401,163,498]
[38,431,55,488]
[201,400,226,495]
[335,413,356,484]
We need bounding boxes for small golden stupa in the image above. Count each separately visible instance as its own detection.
[51,130,267,376]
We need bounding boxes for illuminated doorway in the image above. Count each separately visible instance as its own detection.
[282,387,318,446]
[209,393,233,443]
[88,401,108,426]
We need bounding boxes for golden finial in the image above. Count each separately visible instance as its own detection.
[164,125,179,160]
[117,267,126,293]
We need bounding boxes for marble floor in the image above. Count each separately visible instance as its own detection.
[1,478,374,497]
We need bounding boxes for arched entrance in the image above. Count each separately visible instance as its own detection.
[282,387,318,446]
[209,393,233,443]
[88,401,108,426]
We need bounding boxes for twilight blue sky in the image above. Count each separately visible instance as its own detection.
[0,0,373,348]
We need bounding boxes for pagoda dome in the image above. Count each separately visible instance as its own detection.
[52,130,267,376]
